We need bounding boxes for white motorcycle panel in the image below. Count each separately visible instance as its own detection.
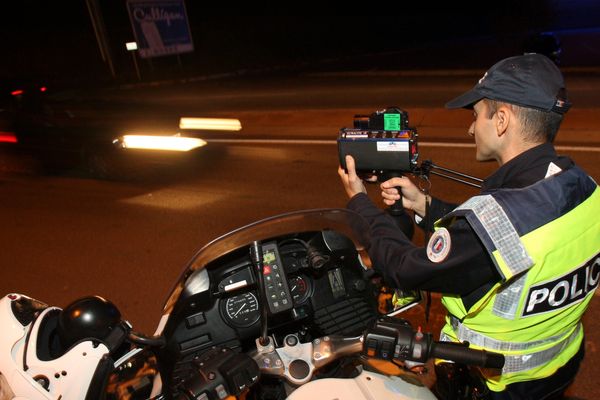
[0,295,110,400]
[287,370,437,400]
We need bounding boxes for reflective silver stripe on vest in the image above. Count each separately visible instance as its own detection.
[492,272,528,320]
[447,316,582,373]
[455,195,534,277]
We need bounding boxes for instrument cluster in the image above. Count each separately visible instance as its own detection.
[217,240,314,330]
[163,231,377,395]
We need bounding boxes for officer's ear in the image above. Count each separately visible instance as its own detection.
[494,105,511,137]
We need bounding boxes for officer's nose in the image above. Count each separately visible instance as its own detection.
[467,122,475,137]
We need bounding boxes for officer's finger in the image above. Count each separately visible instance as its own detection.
[384,176,418,191]
[345,155,359,179]
[380,176,406,190]
[381,188,400,200]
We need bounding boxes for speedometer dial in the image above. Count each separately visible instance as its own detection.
[288,275,311,305]
[223,292,260,328]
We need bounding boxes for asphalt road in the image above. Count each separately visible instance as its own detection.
[0,72,599,398]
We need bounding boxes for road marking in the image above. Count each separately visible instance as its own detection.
[208,139,333,145]
[207,139,600,152]
[553,145,600,153]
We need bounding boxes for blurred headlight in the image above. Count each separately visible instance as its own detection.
[179,117,242,131]
[120,135,207,151]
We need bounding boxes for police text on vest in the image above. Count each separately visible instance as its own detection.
[523,254,600,317]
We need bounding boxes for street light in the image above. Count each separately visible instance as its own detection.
[126,41,141,80]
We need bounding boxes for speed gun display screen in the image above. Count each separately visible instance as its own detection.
[383,113,401,131]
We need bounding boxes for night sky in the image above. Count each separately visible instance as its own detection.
[2,3,600,86]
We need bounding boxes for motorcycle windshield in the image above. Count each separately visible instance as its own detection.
[162,208,372,314]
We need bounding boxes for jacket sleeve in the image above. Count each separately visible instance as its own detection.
[347,193,500,296]
[416,197,458,232]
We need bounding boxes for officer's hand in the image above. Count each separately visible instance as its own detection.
[338,155,367,199]
[380,176,428,216]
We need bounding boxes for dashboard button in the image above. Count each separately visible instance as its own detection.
[185,312,206,328]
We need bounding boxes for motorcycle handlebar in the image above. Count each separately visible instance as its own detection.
[364,316,505,369]
[251,317,505,387]
[431,341,505,369]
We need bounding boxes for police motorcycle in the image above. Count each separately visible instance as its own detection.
[0,208,504,400]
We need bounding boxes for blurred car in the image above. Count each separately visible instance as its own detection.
[0,82,18,144]
[0,81,207,179]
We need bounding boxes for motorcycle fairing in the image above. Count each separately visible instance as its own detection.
[0,294,111,400]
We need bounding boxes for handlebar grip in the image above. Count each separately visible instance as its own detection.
[432,342,505,369]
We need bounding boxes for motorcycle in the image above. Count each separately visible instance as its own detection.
[0,208,503,400]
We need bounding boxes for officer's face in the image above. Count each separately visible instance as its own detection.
[470,100,500,163]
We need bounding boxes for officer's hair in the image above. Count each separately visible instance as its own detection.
[484,99,564,143]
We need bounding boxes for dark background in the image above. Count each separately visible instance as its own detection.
[2,3,600,87]
[1,5,600,399]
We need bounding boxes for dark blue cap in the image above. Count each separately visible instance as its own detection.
[446,53,571,114]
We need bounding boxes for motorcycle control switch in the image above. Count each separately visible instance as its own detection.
[363,317,432,363]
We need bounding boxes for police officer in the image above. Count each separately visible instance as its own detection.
[338,53,600,399]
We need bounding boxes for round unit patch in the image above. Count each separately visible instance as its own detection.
[427,228,452,263]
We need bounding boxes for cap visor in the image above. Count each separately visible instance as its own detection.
[445,88,484,110]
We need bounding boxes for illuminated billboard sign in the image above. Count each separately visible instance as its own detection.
[127,0,194,58]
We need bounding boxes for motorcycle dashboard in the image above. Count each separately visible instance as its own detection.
[162,230,377,376]
[215,239,317,329]
[158,210,380,392]
[119,210,422,398]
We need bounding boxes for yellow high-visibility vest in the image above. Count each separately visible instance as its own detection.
[435,166,600,391]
